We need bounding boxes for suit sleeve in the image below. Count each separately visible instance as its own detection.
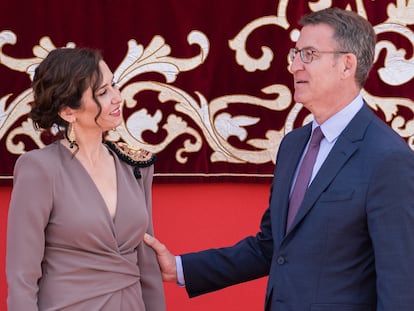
[137,164,166,311]
[367,148,414,310]
[181,201,273,297]
[6,152,53,311]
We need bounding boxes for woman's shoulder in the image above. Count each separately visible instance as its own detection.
[17,141,60,164]
[104,141,156,179]
[13,142,62,180]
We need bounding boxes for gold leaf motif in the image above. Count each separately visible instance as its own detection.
[1,1,414,175]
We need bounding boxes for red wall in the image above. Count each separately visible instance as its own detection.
[1,183,270,310]
[0,187,9,310]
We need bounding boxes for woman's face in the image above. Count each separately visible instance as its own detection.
[74,60,123,134]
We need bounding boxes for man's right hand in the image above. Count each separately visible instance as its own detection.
[144,233,178,283]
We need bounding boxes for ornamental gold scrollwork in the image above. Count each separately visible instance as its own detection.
[115,81,290,164]
[0,28,292,165]
[0,32,74,154]
[1,0,414,168]
[230,0,414,150]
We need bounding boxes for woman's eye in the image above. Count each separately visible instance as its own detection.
[98,89,107,96]
[96,81,119,96]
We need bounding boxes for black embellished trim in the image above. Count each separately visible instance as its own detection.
[104,141,156,179]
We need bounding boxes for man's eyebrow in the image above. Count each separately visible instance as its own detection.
[298,46,316,50]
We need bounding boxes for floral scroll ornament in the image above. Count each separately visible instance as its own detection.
[229,0,414,150]
[0,28,291,166]
[109,32,290,164]
[1,1,414,172]
[0,33,75,155]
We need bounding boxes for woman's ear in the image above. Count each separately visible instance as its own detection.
[58,106,76,123]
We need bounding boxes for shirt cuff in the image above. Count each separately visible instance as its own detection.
[175,255,185,287]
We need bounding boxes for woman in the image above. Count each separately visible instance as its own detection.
[6,47,166,310]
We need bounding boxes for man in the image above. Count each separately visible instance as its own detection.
[145,7,414,310]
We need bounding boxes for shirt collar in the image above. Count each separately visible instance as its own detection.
[312,94,364,143]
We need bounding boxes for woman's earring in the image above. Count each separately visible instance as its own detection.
[68,122,77,149]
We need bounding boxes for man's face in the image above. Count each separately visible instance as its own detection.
[290,24,346,116]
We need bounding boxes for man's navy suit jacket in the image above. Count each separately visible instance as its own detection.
[181,103,414,311]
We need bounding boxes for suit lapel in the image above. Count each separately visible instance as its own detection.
[283,104,373,236]
[274,124,312,240]
[286,138,358,233]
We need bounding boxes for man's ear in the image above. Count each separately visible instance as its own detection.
[341,53,357,79]
[58,106,76,123]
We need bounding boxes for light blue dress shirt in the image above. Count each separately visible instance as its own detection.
[295,94,364,188]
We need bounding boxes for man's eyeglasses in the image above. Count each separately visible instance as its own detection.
[289,47,349,64]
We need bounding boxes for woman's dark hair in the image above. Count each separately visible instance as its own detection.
[30,47,103,133]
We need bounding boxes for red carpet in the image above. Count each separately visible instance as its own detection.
[1,183,270,310]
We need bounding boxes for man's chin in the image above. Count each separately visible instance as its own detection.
[293,95,304,104]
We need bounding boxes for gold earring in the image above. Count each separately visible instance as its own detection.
[68,122,77,149]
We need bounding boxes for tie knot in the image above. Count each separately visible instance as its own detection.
[310,126,324,146]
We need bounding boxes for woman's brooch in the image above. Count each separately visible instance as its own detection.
[104,141,156,179]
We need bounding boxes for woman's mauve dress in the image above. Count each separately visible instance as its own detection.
[6,141,166,310]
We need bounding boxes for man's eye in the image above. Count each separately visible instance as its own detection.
[304,49,314,57]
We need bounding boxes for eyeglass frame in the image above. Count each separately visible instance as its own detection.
[289,47,350,64]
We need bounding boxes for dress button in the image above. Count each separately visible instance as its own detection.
[276,256,286,265]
